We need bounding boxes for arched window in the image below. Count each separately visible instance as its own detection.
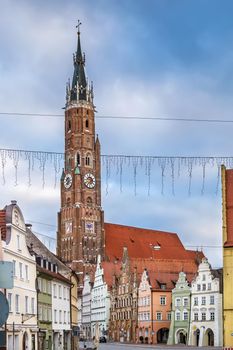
[76,152,81,166]
[85,119,89,128]
[86,197,92,207]
[85,152,92,167]
[67,120,71,132]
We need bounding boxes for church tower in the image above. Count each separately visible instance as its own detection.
[57,24,105,282]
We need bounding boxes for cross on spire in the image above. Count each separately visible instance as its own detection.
[76,20,82,34]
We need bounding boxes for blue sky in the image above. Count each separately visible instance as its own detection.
[1,0,233,266]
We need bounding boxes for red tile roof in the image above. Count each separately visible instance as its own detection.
[104,222,201,262]
[0,210,6,241]
[101,261,121,288]
[37,265,71,284]
[224,169,233,247]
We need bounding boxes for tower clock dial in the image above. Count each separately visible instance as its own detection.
[84,173,96,188]
[64,173,72,189]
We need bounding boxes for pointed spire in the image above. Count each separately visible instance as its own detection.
[69,21,89,104]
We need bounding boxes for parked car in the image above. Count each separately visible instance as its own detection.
[99,336,107,343]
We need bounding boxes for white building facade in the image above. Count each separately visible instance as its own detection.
[52,275,71,350]
[188,258,223,347]
[91,255,111,339]
[82,274,92,340]
[3,201,38,350]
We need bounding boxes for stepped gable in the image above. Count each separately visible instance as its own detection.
[104,222,202,262]
[0,209,6,241]
[130,258,200,288]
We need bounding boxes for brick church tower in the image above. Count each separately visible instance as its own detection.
[57,25,105,283]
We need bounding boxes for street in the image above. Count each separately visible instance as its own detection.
[79,342,222,350]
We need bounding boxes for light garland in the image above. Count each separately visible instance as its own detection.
[0,148,231,195]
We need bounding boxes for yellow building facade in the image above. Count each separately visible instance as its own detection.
[222,165,233,346]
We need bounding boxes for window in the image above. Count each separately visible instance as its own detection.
[59,310,62,323]
[53,284,57,298]
[161,284,166,290]
[194,313,198,321]
[197,284,201,291]
[47,281,51,294]
[8,293,12,312]
[208,283,211,290]
[175,298,181,307]
[183,298,189,307]
[202,274,206,281]
[201,296,206,305]
[176,312,181,321]
[13,260,16,277]
[202,284,206,291]
[54,310,57,323]
[63,286,66,300]
[210,295,215,305]
[87,197,92,207]
[201,312,206,321]
[31,298,35,314]
[19,263,23,279]
[25,296,29,314]
[167,312,171,321]
[67,120,71,132]
[76,152,81,166]
[156,312,162,321]
[64,311,66,323]
[17,235,21,251]
[160,296,166,305]
[210,312,215,321]
[85,119,89,129]
[85,153,92,167]
[25,265,29,281]
[15,295,19,313]
[183,311,189,321]
[194,297,198,306]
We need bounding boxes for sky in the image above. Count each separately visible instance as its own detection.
[1,0,233,267]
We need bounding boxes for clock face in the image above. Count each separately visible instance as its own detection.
[84,173,96,189]
[64,174,72,189]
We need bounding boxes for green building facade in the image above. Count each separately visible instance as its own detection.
[167,272,191,345]
[37,258,53,350]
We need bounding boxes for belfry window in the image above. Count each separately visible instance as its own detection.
[85,153,92,167]
[76,152,81,166]
[85,119,89,129]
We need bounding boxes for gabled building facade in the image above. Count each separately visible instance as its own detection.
[2,201,38,350]
[82,274,92,340]
[109,248,138,343]
[91,255,111,339]
[167,272,191,345]
[188,258,222,347]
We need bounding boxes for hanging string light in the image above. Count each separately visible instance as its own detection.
[0,147,231,195]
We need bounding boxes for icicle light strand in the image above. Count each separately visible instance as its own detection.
[0,148,232,195]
